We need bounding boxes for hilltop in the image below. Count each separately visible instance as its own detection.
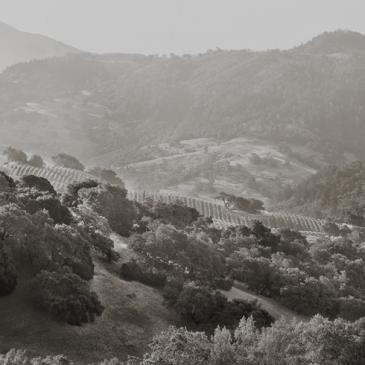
[0,20,79,72]
[297,30,365,54]
[0,30,365,203]
[1,30,365,161]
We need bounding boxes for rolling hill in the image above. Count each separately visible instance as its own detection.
[1,30,365,161]
[1,30,365,204]
[0,20,79,72]
[277,161,365,225]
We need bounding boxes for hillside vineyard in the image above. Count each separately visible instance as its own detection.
[3,162,325,232]
[2,6,365,364]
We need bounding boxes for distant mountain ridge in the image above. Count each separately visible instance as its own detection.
[0,20,79,71]
[0,30,365,165]
[297,30,365,54]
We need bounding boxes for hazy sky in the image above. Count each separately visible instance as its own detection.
[0,0,364,54]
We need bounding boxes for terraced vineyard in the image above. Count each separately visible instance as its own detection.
[2,162,326,233]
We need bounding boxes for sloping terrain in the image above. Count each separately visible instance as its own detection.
[115,137,320,204]
[1,30,365,164]
[2,161,326,232]
[0,243,176,364]
[223,282,306,322]
[0,21,79,72]
[0,30,364,206]
[277,161,365,224]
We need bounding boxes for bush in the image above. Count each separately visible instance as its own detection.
[80,184,136,236]
[120,260,166,288]
[218,192,265,213]
[62,180,99,207]
[0,245,17,296]
[52,153,85,171]
[22,195,73,225]
[3,146,27,163]
[28,154,44,168]
[20,175,56,194]
[139,200,200,229]
[175,286,273,331]
[31,270,104,325]
[338,297,365,321]
[142,316,365,365]
[88,167,125,187]
[0,171,16,190]
[0,349,73,365]
[213,277,233,291]
[120,260,142,281]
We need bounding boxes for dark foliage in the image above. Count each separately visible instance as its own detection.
[0,171,16,188]
[62,180,99,207]
[0,245,17,296]
[22,195,73,225]
[31,270,104,325]
[174,286,273,331]
[80,184,136,237]
[121,260,167,288]
[136,199,200,229]
[87,167,125,187]
[20,175,56,194]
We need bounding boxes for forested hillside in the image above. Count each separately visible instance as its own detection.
[1,30,365,163]
[278,161,365,225]
[1,167,365,363]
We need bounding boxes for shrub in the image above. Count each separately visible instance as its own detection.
[28,154,44,168]
[31,270,104,325]
[0,171,16,190]
[0,349,72,365]
[62,179,100,207]
[89,231,117,262]
[52,153,85,171]
[88,167,125,187]
[175,286,273,331]
[20,175,56,194]
[80,184,136,236]
[22,195,73,225]
[213,277,233,291]
[150,201,200,229]
[120,260,142,281]
[120,260,166,288]
[0,245,17,296]
[162,277,184,304]
[3,146,27,163]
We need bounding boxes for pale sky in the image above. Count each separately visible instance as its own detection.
[0,0,364,54]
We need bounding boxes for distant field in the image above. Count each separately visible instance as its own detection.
[114,137,320,205]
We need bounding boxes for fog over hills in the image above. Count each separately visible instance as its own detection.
[1,30,365,157]
[1,28,365,202]
[0,21,79,71]
[2,14,365,364]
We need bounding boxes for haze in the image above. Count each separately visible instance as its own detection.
[1,0,364,54]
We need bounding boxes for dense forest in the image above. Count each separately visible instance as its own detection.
[1,30,365,163]
[1,167,365,363]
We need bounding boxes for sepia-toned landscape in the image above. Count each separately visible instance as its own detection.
[0,1,365,364]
